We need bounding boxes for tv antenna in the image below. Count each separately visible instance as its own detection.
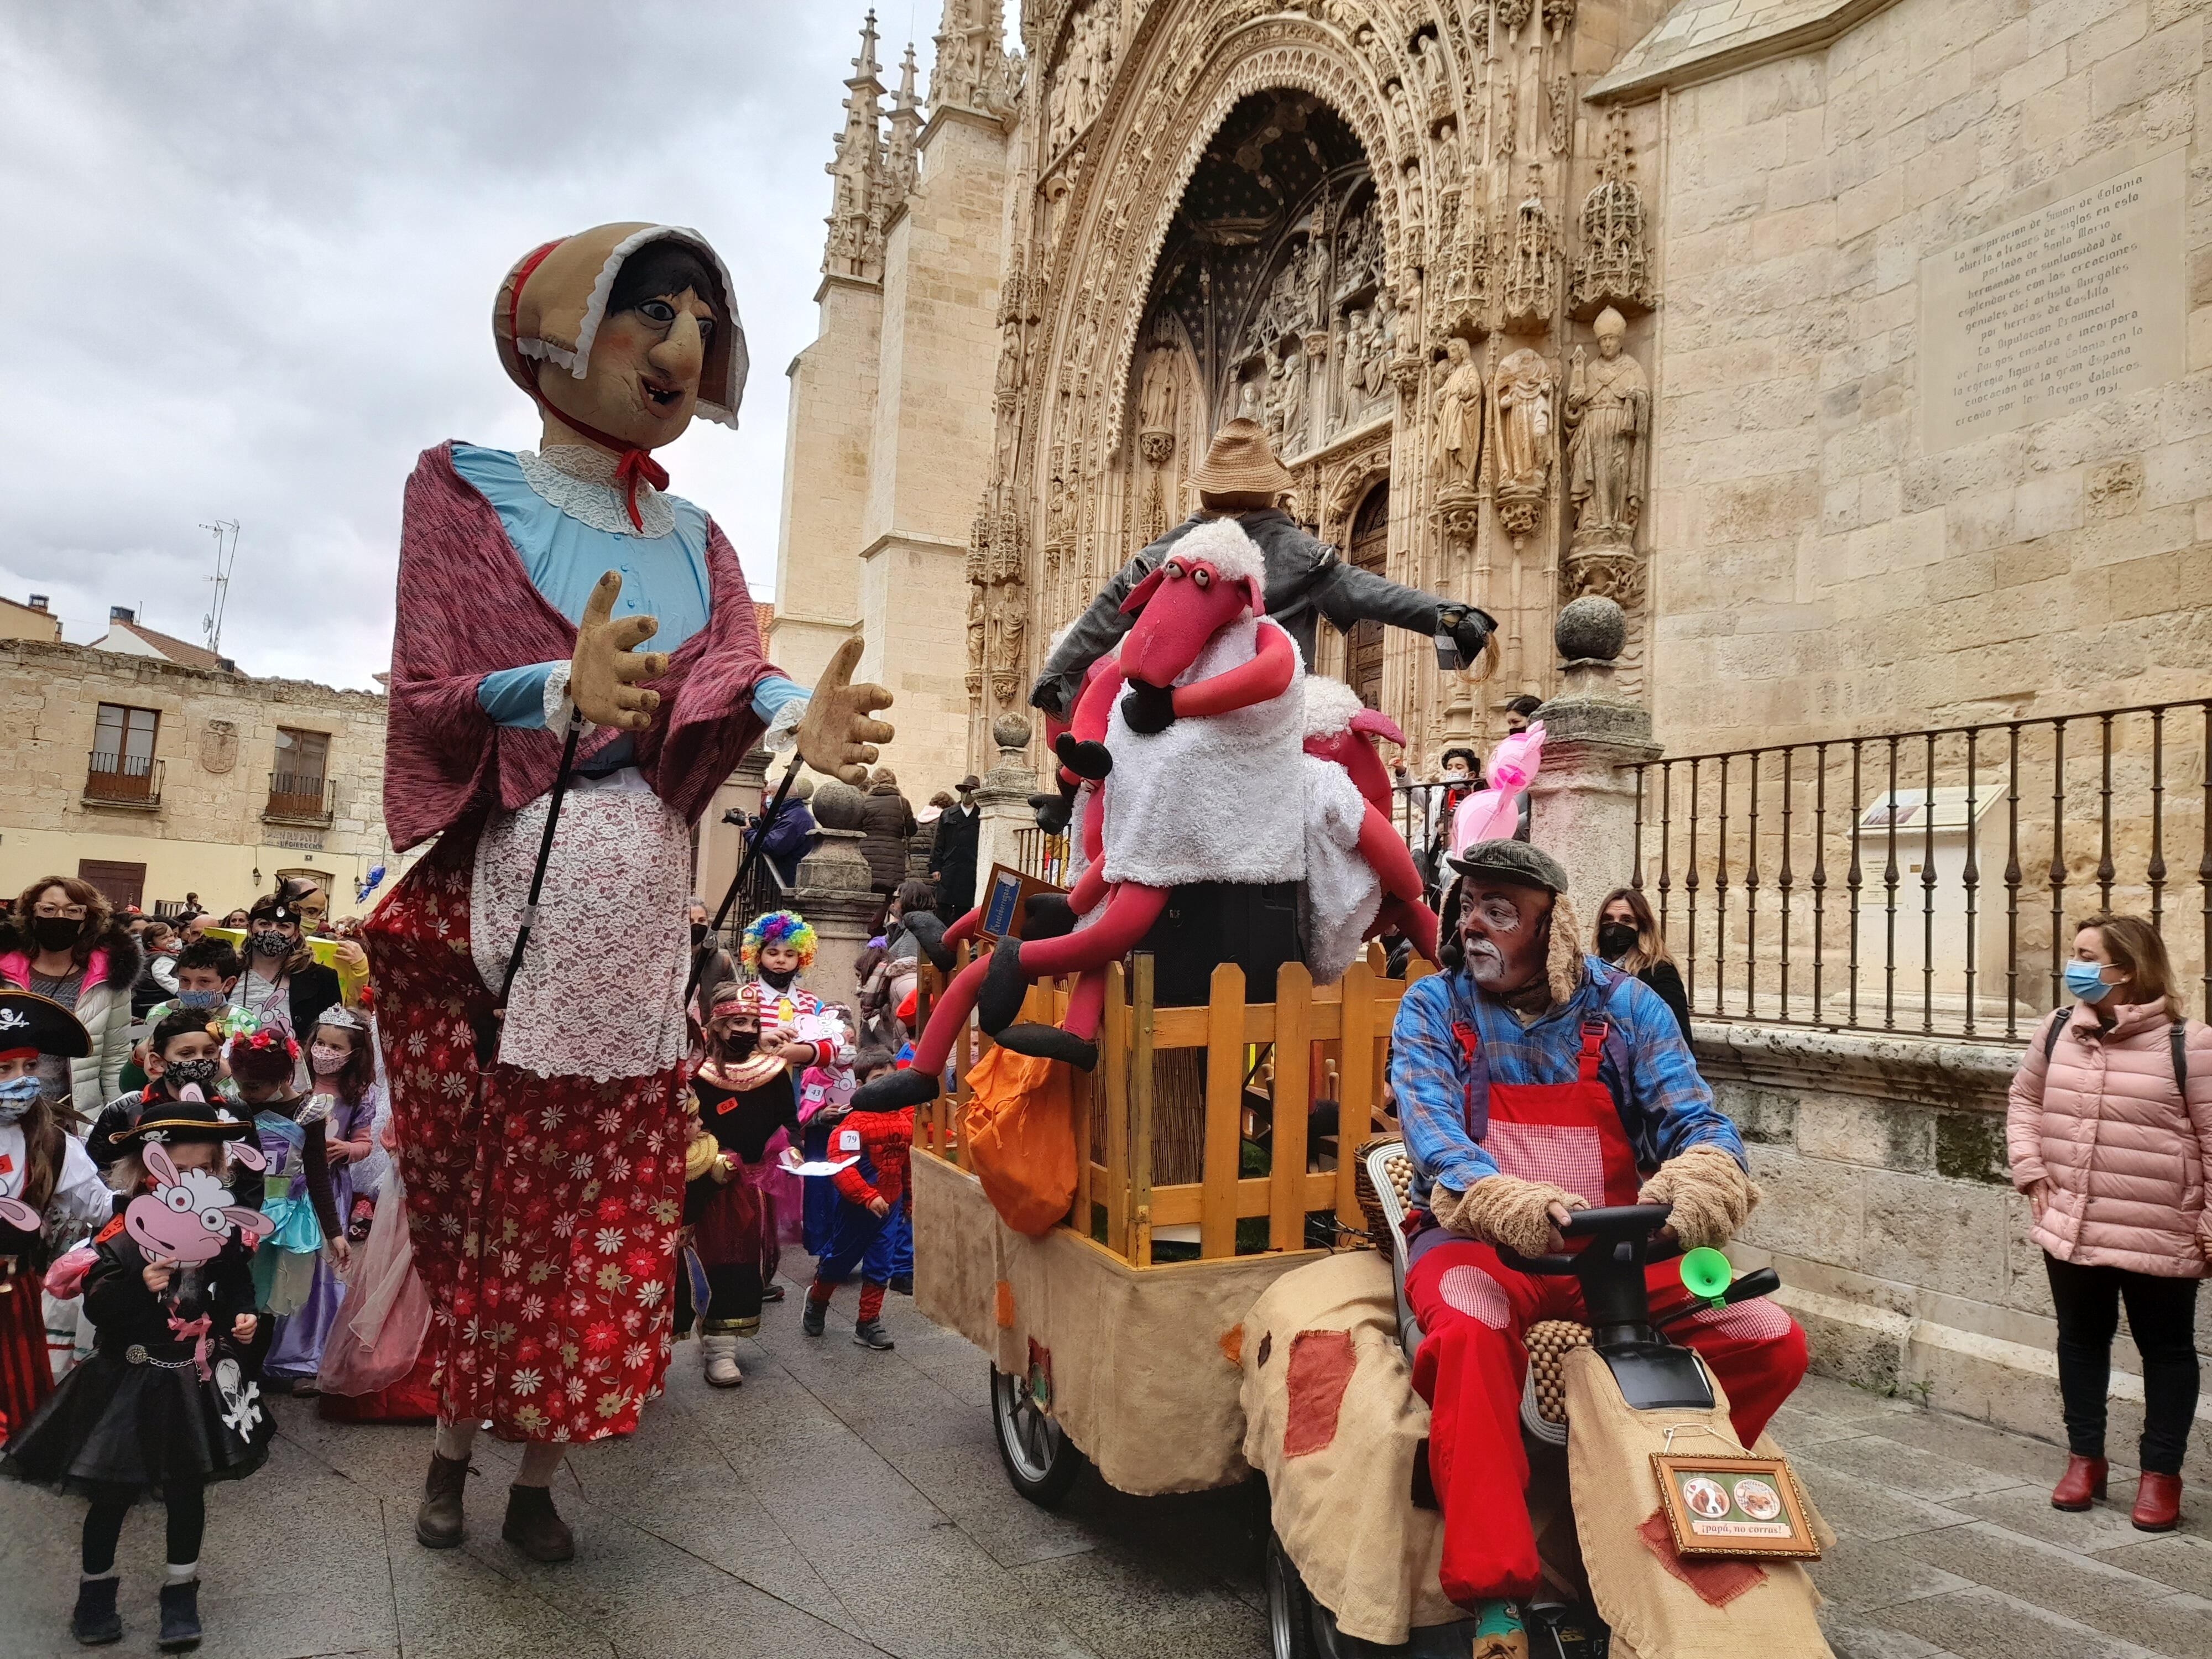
[199,520,239,654]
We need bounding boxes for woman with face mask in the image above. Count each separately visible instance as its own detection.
[0,877,143,1108]
[2008,913,2212,1533]
[1592,886,1691,1042]
[231,892,342,1053]
[0,991,109,1438]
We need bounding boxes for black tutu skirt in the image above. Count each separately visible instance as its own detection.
[3,1337,274,1500]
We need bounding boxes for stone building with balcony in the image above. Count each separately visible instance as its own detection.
[0,635,404,920]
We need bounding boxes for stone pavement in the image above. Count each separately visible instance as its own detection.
[2,1292,2206,1658]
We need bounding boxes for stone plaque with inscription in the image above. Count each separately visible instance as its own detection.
[1919,149,2186,454]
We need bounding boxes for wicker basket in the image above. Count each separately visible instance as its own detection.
[1353,1134,1410,1250]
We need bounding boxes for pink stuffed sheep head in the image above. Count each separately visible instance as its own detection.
[123,1142,274,1265]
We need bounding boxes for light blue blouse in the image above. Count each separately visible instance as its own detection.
[453,445,803,766]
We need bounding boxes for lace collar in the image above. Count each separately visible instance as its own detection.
[517,445,676,540]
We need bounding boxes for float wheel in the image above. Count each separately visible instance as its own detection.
[989,1365,1084,1507]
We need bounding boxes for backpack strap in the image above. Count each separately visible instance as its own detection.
[2172,1021,2189,1102]
[2043,1010,2067,1066]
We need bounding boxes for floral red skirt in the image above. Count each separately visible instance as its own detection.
[363,828,688,1444]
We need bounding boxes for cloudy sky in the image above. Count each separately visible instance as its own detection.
[0,1,968,689]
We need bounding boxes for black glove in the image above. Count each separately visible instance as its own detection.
[1120,679,1178,735]
[1449,606,1499,669]
[1028,676,1069,720]
[1053,732,1113,781]
[1027,789,1072,835]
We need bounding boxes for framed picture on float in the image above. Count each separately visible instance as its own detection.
[1648,1453,1822,1559]
[977,863,1064,943]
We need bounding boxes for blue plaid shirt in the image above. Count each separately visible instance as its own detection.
[1389,957,1743,1205]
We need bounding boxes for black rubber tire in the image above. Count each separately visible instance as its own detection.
[989,1365,1086,1508]
[1265,1528,1326,1659]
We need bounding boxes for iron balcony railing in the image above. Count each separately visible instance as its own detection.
[264,772,336,824]
[83,749,163,807]
[1632,700,2211,1040]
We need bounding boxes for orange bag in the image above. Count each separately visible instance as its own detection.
[962,1044,1080,1237]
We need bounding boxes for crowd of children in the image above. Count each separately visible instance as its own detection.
[0,896,923,1650]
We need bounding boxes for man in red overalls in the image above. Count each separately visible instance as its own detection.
[1387,839,1807,1648]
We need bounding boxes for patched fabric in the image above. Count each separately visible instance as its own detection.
[1636,1509,1766,1608]
[1282,1327,1359,1457]
[1436,1264,1512,1329]
[1486,1120,1606,1206]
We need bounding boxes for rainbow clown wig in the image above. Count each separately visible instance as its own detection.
[741,910,817,970]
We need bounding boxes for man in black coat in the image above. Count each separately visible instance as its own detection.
[1028,419,1495,720]
[928,776,981,920]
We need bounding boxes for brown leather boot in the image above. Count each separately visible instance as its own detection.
[2051,1453,2107,1511]
[502,1483,576,1562]
[415,1451,471,1548]
[2131,1472,2182,1532]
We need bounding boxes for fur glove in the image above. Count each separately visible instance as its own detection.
[1637,1145,1758,1250]
[1433,1175,1588,1259]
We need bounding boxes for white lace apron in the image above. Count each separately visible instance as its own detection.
[470,769,692,1080]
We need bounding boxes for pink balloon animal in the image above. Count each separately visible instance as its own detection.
[1451,722,1546,856]
[124,1141,273,1265]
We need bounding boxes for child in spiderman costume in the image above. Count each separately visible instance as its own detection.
[799,1086,912,1352]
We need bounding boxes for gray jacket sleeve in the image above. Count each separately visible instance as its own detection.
[1308,560,1445,639]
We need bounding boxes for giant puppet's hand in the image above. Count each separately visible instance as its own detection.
[570,571,669,732]
[795,636,896,787]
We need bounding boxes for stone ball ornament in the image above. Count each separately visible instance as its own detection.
[992,713,1034,752]
[1555,594,1626,663]
[810,779,868,833]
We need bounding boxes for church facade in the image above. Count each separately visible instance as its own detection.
[769,0,2210,795]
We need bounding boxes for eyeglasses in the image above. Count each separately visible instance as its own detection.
[32,903,88,920]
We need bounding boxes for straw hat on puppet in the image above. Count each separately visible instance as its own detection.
[1191,418,1295,504]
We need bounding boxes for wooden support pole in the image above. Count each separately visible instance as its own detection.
[1269,961,1313,1253]
[1336,957,1375,1234]
[1199,961,1247,1258]
[1130,952,1157,1268]
[1102,960,1130,1260]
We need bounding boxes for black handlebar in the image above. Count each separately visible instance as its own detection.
[1494,1202,1678,1276]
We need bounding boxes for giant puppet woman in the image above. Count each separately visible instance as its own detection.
[366,225,892,1563]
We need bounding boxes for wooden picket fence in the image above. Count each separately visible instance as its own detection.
[914,945,1431,1269]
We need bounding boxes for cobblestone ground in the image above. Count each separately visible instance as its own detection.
[2,1291,2205,1658]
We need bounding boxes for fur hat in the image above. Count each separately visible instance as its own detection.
[1170,517,1269,588]
[1191,418,1295,499]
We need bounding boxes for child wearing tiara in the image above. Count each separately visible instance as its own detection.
[260,1006,378,1386]
[223,1020,345,1374]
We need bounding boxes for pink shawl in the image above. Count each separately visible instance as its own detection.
[383,442,777,850]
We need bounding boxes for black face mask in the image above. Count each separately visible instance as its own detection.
[691,922,711,947]
[249,927,290,959]
[1597,922,1639,962]
[758,964,795,990]
[163,1058,221,1092]
[31,915,84,953]
[721,1030,758,1060]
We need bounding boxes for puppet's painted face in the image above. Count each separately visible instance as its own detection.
[539,287,718,451]
[1457,881,1552,996]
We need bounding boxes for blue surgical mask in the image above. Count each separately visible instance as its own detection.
[2063,960,2113,1004]
[175,990,222,1010]
[0,1074,43,1123]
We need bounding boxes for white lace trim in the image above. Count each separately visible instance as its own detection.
[761,696,806,754]
[517,446,676,540]
[541,661,578,731]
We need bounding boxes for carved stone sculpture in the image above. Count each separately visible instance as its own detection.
[1564,307,1648,547]
[1573,108,1653,314]
[1431,336,1484,495]
[1494,346,1555,538]
[1501,166,1556,328]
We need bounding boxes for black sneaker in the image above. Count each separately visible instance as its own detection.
[761,1282,786,1302]
[156,1581,201,1652]
[801,1297,827,1337]
[853,1321,896,1351]
[70,1576,121,1646]
[889,1274,913,1296]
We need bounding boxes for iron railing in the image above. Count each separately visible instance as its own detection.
[264,772,335,824]
[1632,701,2212,1040]
[83,750,163,807]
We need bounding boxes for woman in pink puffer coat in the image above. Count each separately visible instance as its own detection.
[2007,912,2212,1535]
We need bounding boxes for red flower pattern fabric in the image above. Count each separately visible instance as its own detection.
[365,829,687,1444]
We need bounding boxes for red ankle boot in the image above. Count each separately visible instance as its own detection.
[2051,1454,2107,1511]
[2131,1472,2182,1532]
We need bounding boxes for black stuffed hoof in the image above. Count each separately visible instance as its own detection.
[1054,732,1113,781]
[902,910,956,973]
[1022,893,1076,941]
[976,938,1029,1035]
[993,1024,1099,1071]
[1027,791,1072,834]
[852,1066,941,1112]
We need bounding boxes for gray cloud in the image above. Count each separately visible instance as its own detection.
[0,0,928,687]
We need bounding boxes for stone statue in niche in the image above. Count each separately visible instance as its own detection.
[1564,307,1648,546]
[1238,376,1265,423]
[1493,346,1556,536]
[1431,336,1485,495]
[1338,306,1372,424]
[1139,341,1178,457]
[1495,82,1517,160]
[964,586,987,695]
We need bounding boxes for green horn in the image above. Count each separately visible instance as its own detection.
[1679,1247,1733,1303]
